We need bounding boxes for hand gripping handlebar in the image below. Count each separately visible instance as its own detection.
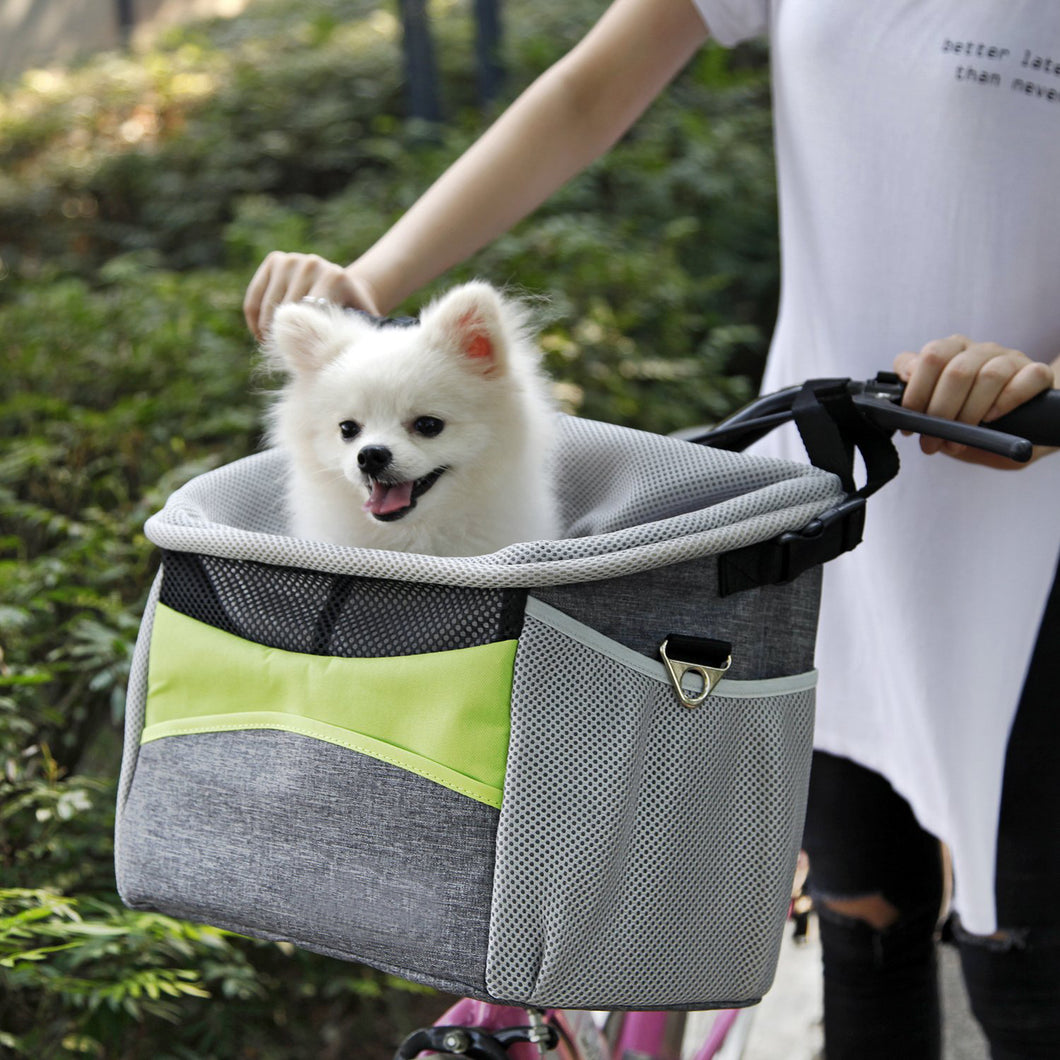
[674,374,1060,594]
[680,372,1060,462]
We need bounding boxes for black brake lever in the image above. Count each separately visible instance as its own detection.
[849,371,1060,463]
[850,393,1033,462]
[691,373,1059,461]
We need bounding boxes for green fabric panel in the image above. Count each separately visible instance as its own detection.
[144,603,515,808]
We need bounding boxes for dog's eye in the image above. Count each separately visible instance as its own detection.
[413,416,445,438]
[339,421,361,441]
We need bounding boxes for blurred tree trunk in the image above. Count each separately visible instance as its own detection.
[398,0,442,123]
[473,0,503,106]
[398,0,505,121]
[115,0,136,46]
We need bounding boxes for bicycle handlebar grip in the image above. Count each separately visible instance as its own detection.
[988,389,1060,449]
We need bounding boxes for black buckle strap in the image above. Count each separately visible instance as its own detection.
[718,496,866,596]
[792,379,899,498]
[718,380,896,594]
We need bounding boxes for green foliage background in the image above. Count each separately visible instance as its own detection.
[0,1,778,1055]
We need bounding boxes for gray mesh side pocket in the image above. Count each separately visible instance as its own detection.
[486,599,815,1010]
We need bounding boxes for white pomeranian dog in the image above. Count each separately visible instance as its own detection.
[264,281,560,556]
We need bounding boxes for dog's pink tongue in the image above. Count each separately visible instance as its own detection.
[364,480,414,515]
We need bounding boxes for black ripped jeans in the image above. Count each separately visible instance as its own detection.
[804,751,1060,1059]
[803,556,1060,1058]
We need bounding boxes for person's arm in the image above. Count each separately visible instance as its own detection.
[894,335,1060,467]
[244,0,709,337]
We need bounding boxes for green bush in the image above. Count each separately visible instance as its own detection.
[0,264,451,1058]
[1,0,779,1054]
[1,0,777,429]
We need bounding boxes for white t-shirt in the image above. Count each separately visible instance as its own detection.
[691,0,1060,933]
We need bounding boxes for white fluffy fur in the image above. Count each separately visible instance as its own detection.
[264,281,560,556]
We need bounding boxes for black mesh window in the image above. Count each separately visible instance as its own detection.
[158,550,527,658]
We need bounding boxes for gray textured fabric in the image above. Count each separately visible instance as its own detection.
[116,572,160,827]
[535,556,822,678]
[523,599,818,699]
[117,730,499,998]
[142,415,845,587]
[488,604,815,1009]
[117,412,838,1007]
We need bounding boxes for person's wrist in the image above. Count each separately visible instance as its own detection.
[339,266,386,316]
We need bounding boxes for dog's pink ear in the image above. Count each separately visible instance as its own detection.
[265,303,344,375]
[422,282,508,375]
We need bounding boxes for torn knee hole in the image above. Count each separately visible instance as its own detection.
[950,917,1029,952]
[819,893,902,931]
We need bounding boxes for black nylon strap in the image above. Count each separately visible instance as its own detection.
[348,307,419,328]
[792,382,855,490]
[717,380,900,594]
[793,379,900,500]
[717,496,866,595]
[663,634,732,669]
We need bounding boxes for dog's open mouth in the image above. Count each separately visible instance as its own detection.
[362,468,446,521]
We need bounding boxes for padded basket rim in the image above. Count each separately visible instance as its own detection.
[144,416,845,588]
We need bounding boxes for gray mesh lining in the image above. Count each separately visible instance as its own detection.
[487,602,815,1009]
[157,550,526,656]
[141,416,844,587]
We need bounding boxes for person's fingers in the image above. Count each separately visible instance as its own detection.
[900,336,970,453]
[895,337,1045,456]
[930,346,1013,456]
[893,349,917,382]
[246,252,303,340]
[245,253,329,338]
[288,255,321,300]
[256,266,295,340]
[258,253,325,337]
[305,261,349,304]
[983,359,1055,421]
[899,334,966,405]
[303,268,384,316]
[892,350,920,437]
[246,253,388,338]
[924,344,1016,427]
[243,251,282,338]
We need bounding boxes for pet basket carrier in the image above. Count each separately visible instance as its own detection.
[116,413,849,1011]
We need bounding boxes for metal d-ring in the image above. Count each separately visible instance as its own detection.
[659,638,732,708]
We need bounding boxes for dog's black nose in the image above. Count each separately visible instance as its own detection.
[357,445,393,476]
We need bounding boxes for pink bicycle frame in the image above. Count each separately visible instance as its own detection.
[428,998,741,1059]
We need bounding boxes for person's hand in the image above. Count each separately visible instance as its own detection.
[243,252,383,340]
[894,335,1057,467]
